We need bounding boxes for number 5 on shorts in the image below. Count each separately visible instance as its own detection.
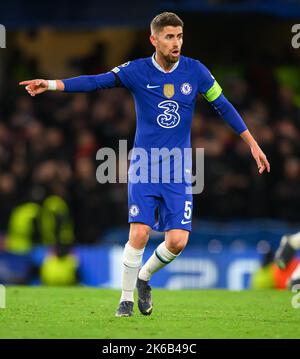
[184,201,192,220]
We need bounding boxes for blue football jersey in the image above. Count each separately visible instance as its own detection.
[112,54,220,182]
[61,53,246,232]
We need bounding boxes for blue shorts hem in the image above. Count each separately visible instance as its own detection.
[128,218,155,228]
[153,224,192,233]
[128,220,191,233]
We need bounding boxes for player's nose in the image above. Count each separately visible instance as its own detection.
[173,40,181,49]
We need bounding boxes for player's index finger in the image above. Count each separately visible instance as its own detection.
[19,81,31,85]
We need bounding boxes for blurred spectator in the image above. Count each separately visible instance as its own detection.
[273,158,300,221]
[72,157,109,243]
[0,173,18,232]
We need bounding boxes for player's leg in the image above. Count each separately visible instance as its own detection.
[116,181,157,317]
[137,182,192,315]
[116,223,150,317]
[275,232,300,269]
[137,229,189,315]
[139,229,189,280]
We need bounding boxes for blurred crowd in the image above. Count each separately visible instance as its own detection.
[0,51,300,246]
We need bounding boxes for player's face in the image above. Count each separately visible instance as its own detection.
[151,26,183,63]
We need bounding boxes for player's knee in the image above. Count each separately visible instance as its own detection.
[166,230,189,254]
[129,223,150,247]
[167,236,188,254]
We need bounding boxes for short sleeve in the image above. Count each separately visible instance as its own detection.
[196,61,222,102]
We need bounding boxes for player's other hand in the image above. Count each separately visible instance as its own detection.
[19,79,48,96]
[251,144,270,174]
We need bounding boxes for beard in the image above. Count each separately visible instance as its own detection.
[160,50,180,64]
[166,54,179,63]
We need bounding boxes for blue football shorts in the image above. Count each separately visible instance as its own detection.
[128,181,193,232]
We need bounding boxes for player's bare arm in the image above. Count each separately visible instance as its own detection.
[240,129,270,174]
[19,79,65,96]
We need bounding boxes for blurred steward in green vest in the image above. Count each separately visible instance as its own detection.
[5,202,41,254]
[251,249,275,289]
[40,243,79,286]
[40,195,74,247]
[5,195,74,254]
[39,195,78,286]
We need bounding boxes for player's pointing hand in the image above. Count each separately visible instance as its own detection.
[19,79,49,96]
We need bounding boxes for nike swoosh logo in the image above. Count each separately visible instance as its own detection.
[147,84,160,89]
[181,220,192,225]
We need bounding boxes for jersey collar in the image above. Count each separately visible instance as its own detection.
[151,53,180,73]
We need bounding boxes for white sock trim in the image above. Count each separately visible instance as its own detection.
[155,241,179,264]
[138,242,180,282]
[123,242,144,268]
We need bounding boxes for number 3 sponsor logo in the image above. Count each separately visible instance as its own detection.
[157,100,180,129]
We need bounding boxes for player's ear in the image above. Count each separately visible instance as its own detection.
[150,34,157,47]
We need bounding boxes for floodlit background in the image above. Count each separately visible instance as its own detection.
[0,0,300,289]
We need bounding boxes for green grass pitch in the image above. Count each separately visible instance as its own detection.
[0,286,299,338]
